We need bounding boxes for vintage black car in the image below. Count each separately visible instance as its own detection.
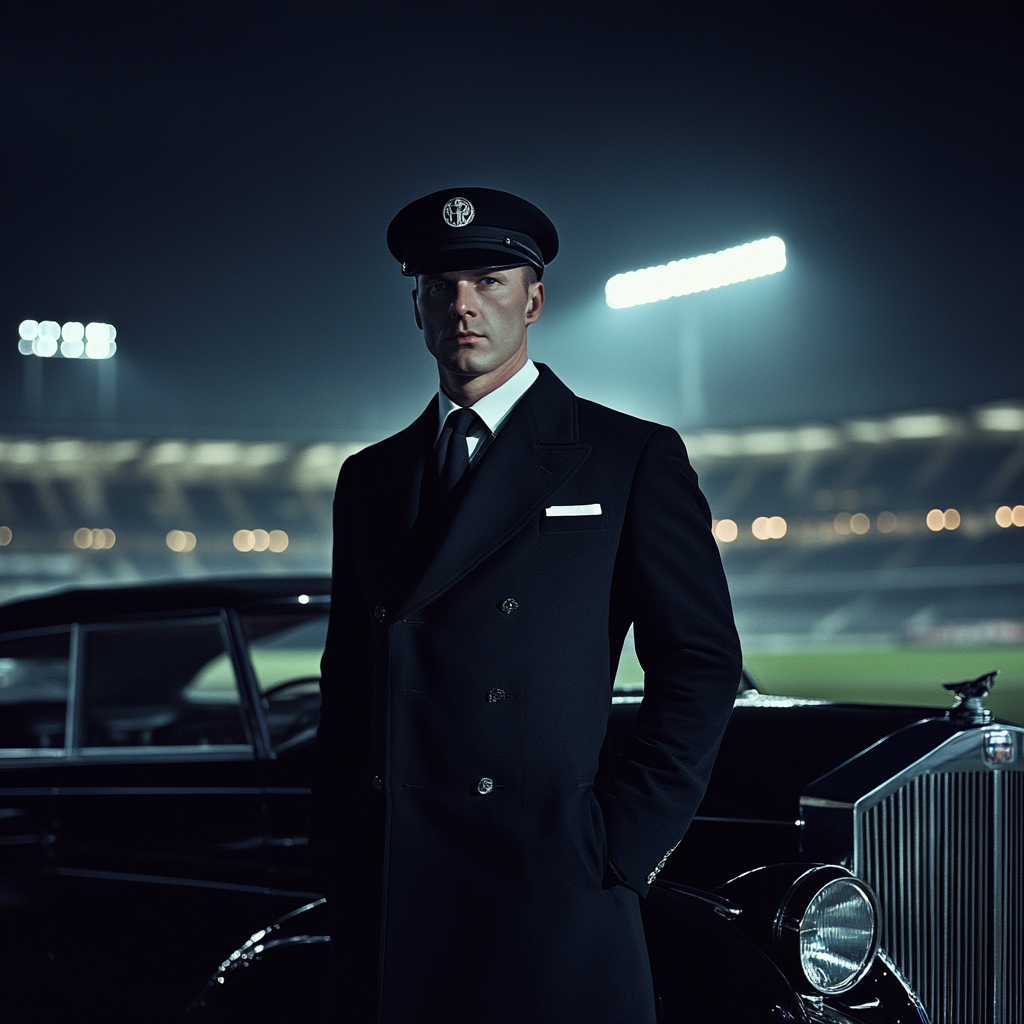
[1,577,1019,1023]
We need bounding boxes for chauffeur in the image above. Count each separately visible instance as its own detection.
[312,187,742,1023]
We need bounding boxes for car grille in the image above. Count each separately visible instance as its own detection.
[855,766,1024,1024]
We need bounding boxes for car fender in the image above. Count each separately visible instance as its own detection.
[185,899,330,1024]
[643,879,812,1023]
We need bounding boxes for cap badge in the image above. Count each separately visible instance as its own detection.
[442,196,475,228]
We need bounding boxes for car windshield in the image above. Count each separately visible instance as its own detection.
[240,609,329,749]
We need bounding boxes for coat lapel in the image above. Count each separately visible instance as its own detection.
[349,400,437,604]
[398,366,590,617]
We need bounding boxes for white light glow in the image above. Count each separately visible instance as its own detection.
[18,321,116,358]
[85,338,115,359]
[888,413,956,439]
[85,322,113,344]
[606,236,786,309]
[978,406,1024,432]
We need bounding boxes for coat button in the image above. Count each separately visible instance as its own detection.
[372,775,383,790]
[499,597,518,615]
[374,606,387,623]
[486,688,508,703]
[476,777,494,795]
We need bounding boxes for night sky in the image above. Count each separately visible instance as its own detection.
[2,1,1021,442]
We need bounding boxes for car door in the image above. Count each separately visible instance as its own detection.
[0,626,74,1021]
[51,612,268,889]
[235,602,328,895]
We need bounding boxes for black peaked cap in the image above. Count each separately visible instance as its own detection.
[387,187,558,277]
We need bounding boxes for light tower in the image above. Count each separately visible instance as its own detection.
[605,237,786,427]
[18,320,118,419]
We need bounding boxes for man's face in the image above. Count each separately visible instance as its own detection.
[413,266,544,382]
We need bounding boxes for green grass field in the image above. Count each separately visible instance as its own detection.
[616,645,1023,724]
[190,644,1024,725]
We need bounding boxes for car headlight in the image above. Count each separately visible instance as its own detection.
[717,863,881,997]
[775,868,880,995]
[795,877,879,994]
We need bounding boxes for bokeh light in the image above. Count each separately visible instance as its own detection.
[73,527,116,549]
[752,516,787,540]
[0,526,12,546]
[943,508,960,530]
[166,530,197,552]
[234,529,256,552]
[926,509,945,532]
[877,511,897,533]
[714,519,738,543]
[850,513,870,535]
[233,527,289,552]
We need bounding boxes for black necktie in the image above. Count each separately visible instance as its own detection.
[439,407,480,492]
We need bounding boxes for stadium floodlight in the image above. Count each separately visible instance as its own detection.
[18,320,117,358]
[605,236,787,427]
[605,236,787,309]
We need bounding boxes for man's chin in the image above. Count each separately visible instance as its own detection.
[445,354,496,378]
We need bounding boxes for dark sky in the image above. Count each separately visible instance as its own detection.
[2,1,1021,441]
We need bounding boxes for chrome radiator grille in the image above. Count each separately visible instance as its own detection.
[855,769,1023,1024]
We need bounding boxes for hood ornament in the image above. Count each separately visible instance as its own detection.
[944,670,998,726]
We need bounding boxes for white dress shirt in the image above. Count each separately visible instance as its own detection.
[435,359,539,470]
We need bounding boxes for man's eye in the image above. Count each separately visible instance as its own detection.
[480,277,499,285]
[428,281,450,294]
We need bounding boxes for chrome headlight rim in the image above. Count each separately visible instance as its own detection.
[773,865,880,996]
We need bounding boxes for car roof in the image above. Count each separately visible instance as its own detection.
[1,575,332,632]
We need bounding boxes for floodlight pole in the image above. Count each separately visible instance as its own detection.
[679,303,706,428]
[23,355,43,418]
[98,358,117,419]
[605,236,786,430]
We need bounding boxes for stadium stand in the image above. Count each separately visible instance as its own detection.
[1,403,1022,656]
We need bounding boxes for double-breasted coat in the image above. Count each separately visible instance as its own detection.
[313,364,742,1023]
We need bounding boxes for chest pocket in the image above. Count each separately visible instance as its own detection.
[540,512,606,534]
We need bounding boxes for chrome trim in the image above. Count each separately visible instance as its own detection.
[853,725,1024,1023]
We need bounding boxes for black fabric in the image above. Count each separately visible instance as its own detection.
[313,364,742,1023]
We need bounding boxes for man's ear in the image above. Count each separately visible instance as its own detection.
[412,288,423,330]
[525,281,545,325]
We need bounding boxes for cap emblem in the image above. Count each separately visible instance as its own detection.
[442,196,475,228]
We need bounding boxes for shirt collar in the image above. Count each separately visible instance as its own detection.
[435,359,539,441]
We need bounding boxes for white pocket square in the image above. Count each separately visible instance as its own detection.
[545,503,602,517]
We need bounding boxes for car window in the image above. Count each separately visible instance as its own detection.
[0,629,71,754]
[82,618,250,750]
[240,611,328,749]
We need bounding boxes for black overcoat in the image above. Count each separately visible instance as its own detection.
[313,365,742,1023]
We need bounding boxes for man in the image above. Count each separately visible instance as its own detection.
[313,187,742,1024]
